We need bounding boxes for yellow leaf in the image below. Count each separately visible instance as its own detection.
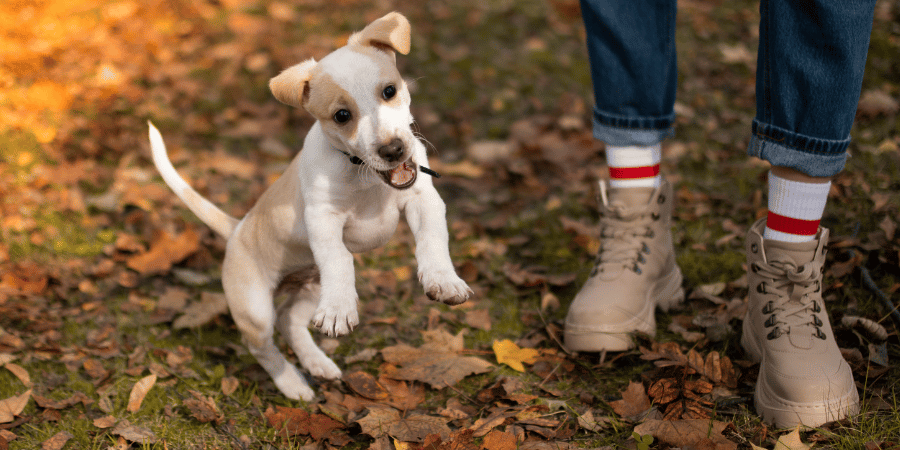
[492,339,539,372]
[127,374,157,412]
[774,426,812,450]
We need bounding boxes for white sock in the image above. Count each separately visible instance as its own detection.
[764,171,831,243]
[606,143,662,189]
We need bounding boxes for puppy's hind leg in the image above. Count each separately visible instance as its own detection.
[222,251,315,401]
[276,283,342,380]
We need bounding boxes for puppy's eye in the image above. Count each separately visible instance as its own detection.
[333,109,352,124]
[382,85,397,100]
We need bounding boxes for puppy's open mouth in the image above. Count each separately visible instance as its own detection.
[379,161,417,189]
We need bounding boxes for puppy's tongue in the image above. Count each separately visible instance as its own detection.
[380,161,417,189]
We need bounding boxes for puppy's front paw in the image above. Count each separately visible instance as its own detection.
[273,366,316,401]
[301,353,342,380]
[312,300,359,337]
[421,270,473,305]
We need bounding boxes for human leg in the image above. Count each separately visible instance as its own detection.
[565,0,683,352]
[744,0,877,427]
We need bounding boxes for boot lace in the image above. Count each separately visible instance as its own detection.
[592,206,655,275]
[752,258,826,341]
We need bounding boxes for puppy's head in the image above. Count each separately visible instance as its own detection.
[270,12,419,189]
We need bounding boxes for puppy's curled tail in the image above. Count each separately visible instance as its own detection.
[147,121,240,238]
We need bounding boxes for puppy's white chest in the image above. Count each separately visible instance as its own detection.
[342,196,400,253]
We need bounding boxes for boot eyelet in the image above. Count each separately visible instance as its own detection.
[762,301,773,314]
[751,243,759,253]
[633,264,642,274]
[645,230,655,238]
[750,263,759,273]
[815,328,827,340]
[642,243,650,254]
[637,254,646,264]
[657,195,666,204]
[764,315,777,328]
[812,301,821,313]
[767,328,782,340]
[756,282,766,294]
[812,316,823,327]
[651,213,660,221]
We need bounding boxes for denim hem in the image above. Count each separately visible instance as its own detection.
[592,109,675,147]
[747,119,849,177]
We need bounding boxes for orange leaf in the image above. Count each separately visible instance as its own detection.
[126,374,156,412]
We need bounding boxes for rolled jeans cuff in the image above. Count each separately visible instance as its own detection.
[747,119,849,177]
[592,108,675,147]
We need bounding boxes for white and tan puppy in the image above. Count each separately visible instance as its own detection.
[147,12,471,400]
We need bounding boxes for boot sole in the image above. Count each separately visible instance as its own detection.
[741,322,860,428]
[565,266,685,352]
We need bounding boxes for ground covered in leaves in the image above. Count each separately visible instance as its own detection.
[1,0,899,449]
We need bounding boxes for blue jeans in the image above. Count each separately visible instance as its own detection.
[580,0,877,177]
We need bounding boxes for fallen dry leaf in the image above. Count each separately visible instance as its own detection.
[481,429,518,450]
[774,426,812,450]
[173,291,228,329]
[221,376,239,396]
[609,381,650,419]
[356,406,451,443]
[125,228,200,275]
[127,374,157,412]
[3,363,30,386]
[381,329,493,389]
[184,391,222,424]
[492,339,540,372]
[40,431,73,450]
[344,371,389,400]
[111,420,158,445]
[634,419,737,450]
[264,405,345,441]
[93,415,117,428]
[0,389,31,424]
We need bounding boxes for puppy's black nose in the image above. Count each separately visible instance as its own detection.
[377,138,405,162]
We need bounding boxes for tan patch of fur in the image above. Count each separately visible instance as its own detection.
[305,70,360,140]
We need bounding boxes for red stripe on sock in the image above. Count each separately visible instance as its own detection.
[609,164,660,180]
[766,211,819,236]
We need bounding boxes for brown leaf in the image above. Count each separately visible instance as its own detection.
[125,228,200,275]
[264,405,345,440]
[221,376,239,396]
[93,415,117,428]
[127,374,157,412]
[356,406,451,443]
[111,420,158,444]
[3,363,30,386]
[184,391,222,423]
[83,359,110,382]
[481,429,517,450]
[635,419,736,450]
[464,309,492,331]
[173,292,228,329]
[344,371,389,400]
[381,330,493,389]
[0,390,31,423]
[41,431,73,450]
[609,381,651,419]
[33,392,93,410]
[647,378,679,404]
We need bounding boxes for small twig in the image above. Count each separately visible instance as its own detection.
[537,363,561,388]
[442,378,477,405]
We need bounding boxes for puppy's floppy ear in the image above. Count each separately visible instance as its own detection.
[269,58,317,108]
[348,12,411,56]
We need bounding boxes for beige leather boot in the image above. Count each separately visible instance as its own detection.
[564,180,684,352]
[742,218,858,427]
